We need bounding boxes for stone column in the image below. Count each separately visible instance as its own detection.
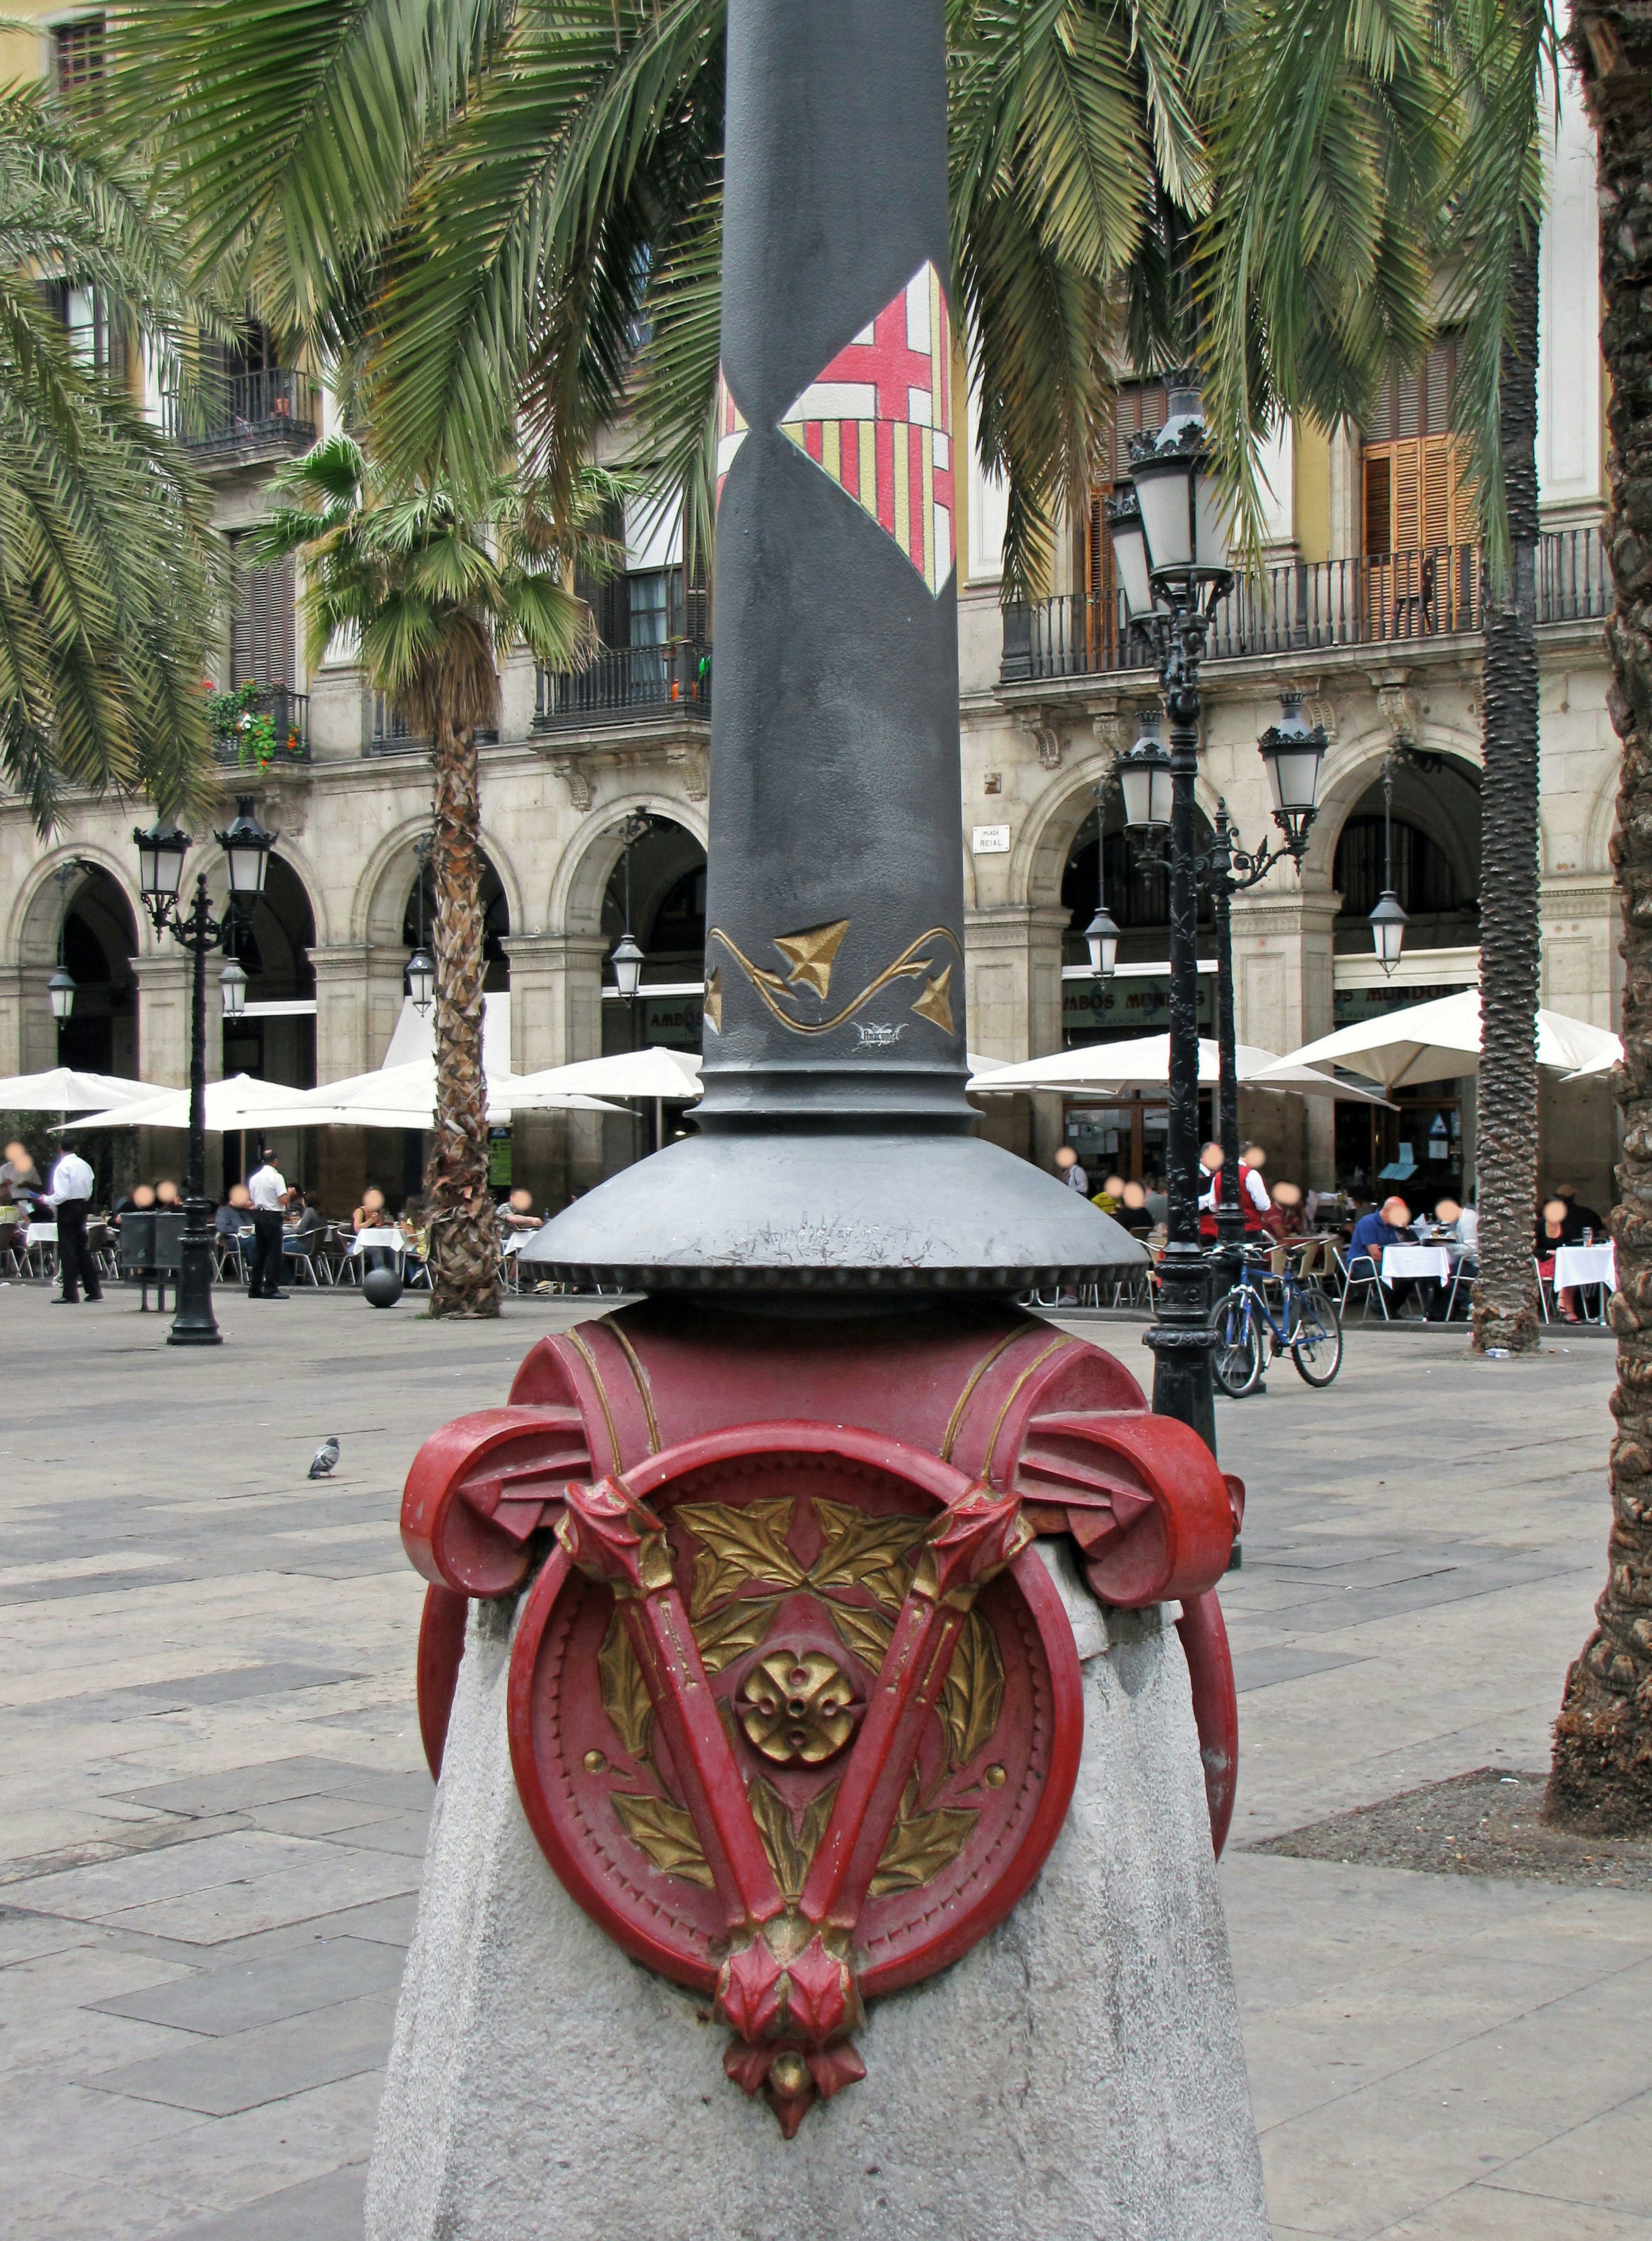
[500,932,607,1207]
[308,943,405,1218]
[0,964,22,1076]
[1229,889,1339,1188]
[963,903,1069,1162]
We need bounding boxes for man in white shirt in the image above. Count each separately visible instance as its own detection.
[44,1135,101,1304]
[245,1147,292,1300]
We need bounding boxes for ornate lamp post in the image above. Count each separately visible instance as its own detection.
[133,795,276,1346]
[1105,396,1236,1450]
[1114,692,1326,1275]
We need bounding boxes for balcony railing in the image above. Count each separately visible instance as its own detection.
[533,638,712,731]
[211,688,310,767]
[1002,527,1612,684]
[163,369,318,456]
[365,694,497,756]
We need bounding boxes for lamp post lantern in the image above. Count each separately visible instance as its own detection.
[48,965,76,1023]
[132,797,277,1346]
[407,832,436,1015]
[46,856,98,1036]
[1371,754,1408,972]
[1105,384,1236,1452]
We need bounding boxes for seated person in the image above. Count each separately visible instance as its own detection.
[1141,1174,1168,1227]
[155,1179,182,1209]
[283,1191,329,1255]
[1,1140,42,1209]
[500,1187,544,1234]
[0,1179,21,1259]
[1536,1196,1583,1321]
[401,1196,430,1261]
[1118,1179,1153,1238]
[1262,1179,1307,1239]
[1554,1184,1604,1243]
[1348,1194,1418,1305]
[215,1184,254,1264]
[353,1187,389,1233]
[1090,1172,1127,1217]
[112,1182,157,1223]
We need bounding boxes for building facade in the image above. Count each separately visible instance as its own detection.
[0,10,1621,1217]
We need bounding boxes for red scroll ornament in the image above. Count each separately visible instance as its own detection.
[399,1304,1240,2133]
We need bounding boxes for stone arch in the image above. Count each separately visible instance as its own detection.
[353,818,525,956]
[9,845,146,965]
[1298,722,1483,901]
[1012,751,1224,916]
[548,792,711,941]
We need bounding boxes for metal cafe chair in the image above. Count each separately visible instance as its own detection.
[1338,1250,1391,1321]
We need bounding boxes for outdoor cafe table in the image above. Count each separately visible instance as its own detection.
[1381,1243,1455,1313]
[1554,1241,1616,1324]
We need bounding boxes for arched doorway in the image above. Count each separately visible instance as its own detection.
[1056,796,1216,1184]
[1326,752,1481,1196]
[221,852,318,1090]
[601,814,707,1160]
[53,867,139,1078]
[402,855,512,993]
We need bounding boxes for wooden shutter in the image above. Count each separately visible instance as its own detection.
[230,543,296,688]
[1390,441,1422,552]
[1421,435,1456,549]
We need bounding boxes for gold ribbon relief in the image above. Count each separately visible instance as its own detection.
[703,918,959,1040]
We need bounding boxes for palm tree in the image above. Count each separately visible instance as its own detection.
[254,434,620,1317]
[119,0,1460,598]
[1544,4,1652,1833]
[1204,0,1553,1357]
[0,73,218,831]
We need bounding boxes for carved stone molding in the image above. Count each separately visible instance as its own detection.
[1014,712,1063,770]
[1300,692,1339,745]
[536,722,710,815]
[1369,672,1421,746]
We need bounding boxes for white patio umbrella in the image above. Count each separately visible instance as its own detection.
[508,1046,703,1101]
[968,1034,1390,1103]
[62,1073,324,1132]
[1259,989,1622,1092]
[259,1059,618,1131]
[0,1066,169,1111]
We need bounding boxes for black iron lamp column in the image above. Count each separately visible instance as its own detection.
[1105,391,1236,1452]
[133,795,277,1347]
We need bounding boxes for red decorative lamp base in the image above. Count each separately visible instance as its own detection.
[399,1300,1240,2133]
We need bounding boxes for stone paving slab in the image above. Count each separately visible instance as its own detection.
[0,1288,1640,2237]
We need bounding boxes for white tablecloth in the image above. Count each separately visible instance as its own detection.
[1554,1242,1615,1292]
[1381,1245,1452,1286]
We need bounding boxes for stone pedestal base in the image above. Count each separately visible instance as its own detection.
[367,1568,1268,2241]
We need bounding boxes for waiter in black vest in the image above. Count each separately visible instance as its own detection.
[245,1147,291,1301]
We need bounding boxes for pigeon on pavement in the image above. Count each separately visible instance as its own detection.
[308,1435,340,1480]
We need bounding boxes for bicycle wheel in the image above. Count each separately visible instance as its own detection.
[1214,1289,1264,1397]
[1291,1282,1344,1387]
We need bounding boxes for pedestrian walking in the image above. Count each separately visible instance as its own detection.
[246,1147,292,1300]
[43,1135,101,1304]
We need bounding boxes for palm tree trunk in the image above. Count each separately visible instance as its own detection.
[1470,228,1543,1355]
[424,718,499,1319]
[1546,6,1652,1831]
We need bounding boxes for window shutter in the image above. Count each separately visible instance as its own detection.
[229,543,296,688]
[1421,435,1456,549]
[1390,441,1422,552]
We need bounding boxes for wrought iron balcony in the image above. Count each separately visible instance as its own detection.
[211,688,309,767]
[365,694,496,756]
[1001,527,1612,685]
[533,638,712,731]
[163,369,319,459]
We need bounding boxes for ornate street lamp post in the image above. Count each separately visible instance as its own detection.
[133,795,276,1346]
[46,857,97,1032]
[407,832,436,1017]
[1371,752,1409,972]
[1106,394,1236,1450]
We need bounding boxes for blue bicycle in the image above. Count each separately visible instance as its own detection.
[1214,1241,1344,1396]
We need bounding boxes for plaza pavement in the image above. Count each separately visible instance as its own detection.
[0,1282,1640,2238]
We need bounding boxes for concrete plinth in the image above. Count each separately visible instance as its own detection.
[367,1556,1268,2241]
